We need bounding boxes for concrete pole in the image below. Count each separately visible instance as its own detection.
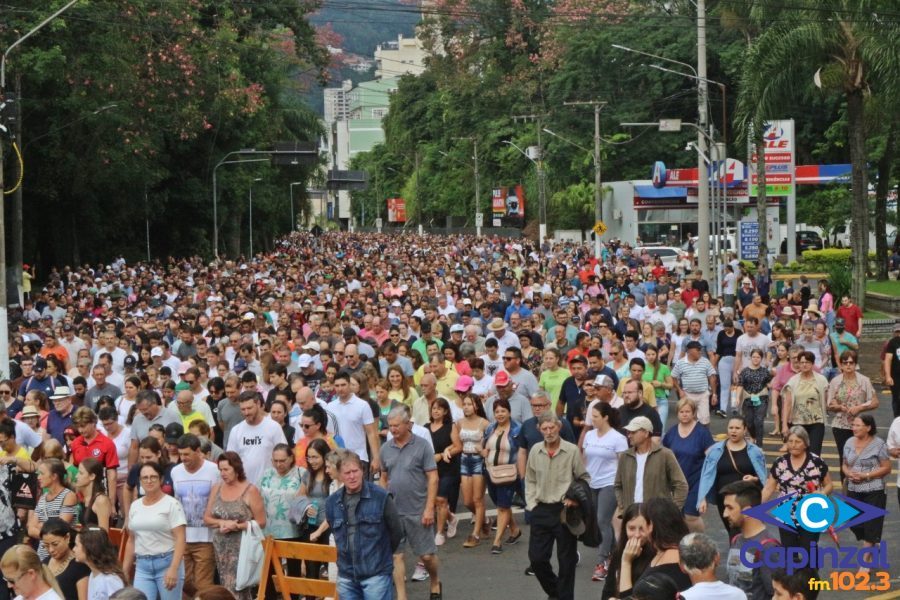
[474,140,481,237]
[594,104,602,259]
[696,0,710,278]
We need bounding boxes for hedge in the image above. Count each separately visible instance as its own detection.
[801,249,877,270]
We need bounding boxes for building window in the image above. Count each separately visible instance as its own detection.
[372,108,387,119]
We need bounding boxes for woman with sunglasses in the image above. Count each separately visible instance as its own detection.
[123,462,187,600]
[0,544,63,600]
[827,349,878,483]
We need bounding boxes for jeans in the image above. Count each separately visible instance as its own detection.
[337,574,393,600]
[591,486,617,564]
[717,356,735,411]
[134,551,185,600]
[657,395,669,435]
[529,503,577,600]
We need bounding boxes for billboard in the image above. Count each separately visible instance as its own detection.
[750,119,795,196]
[491,185,526,228]
[387,198,406,223]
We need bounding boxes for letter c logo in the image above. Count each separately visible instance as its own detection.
[797,494,834,532]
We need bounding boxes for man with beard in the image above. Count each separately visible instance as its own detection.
[556,356,589,435]
[618,380,663,443]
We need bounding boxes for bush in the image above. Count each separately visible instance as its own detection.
[801,248,878,270]
[825,263,851,302]
[772,262,783,272]
[788,260,801,270]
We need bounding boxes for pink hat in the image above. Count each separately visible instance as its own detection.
[494,371,512,387]
[454,375,474,393]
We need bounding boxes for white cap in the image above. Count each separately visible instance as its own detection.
[151,347,164,358]
[297,354,313,368]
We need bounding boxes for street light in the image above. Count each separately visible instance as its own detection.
[289,181,303,231]
[0,0,80,379]
[613,34,711,285]
[504,140,547,241]
[212,151,268,258]
[249,177,262,257]
[543,127,603,258]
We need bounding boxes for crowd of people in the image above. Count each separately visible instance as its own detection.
[0,230,896,600]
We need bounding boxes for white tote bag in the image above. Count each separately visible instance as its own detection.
[235,520,266,590]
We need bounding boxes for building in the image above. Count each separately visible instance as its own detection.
[375,34,427,79]
[323,80,353,125]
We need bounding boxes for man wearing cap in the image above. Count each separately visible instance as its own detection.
[16,357,57,402]
[297,353,325,392]
[71,406,119,510]
[614,415,687,511]
[486,318,519,354]
[484,371,531,425]
[883,324,900,417]
[47,387,76,445]
[524,411,589,600]
[672,342,718,425]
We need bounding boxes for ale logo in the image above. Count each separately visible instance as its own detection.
[743,493,887,534]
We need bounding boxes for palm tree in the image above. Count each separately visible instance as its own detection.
[735,0,900,308]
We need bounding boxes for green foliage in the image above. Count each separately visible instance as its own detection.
[1,0,328,264]
[788,260,801,271]
[824,264,851,305]
[772,262,783,272]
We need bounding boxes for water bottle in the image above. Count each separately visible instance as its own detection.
[308,499,319,526]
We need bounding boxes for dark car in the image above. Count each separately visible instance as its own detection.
[781,230,824,253]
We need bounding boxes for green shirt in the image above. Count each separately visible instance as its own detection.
[643,363,672,399]
[539,367,570,410]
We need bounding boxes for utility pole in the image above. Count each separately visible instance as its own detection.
[697,0,711,281]
[564,100,606,259]
[512,113,549,242]
[415,150,422,235]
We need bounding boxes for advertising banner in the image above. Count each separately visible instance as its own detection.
[491,185,526,228]
[387,198,406,223]
[750,120,795,196]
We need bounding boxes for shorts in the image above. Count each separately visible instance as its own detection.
[460,453,484,476]
[487,479,519,509]
[397,514,436,557]
[437,473,460,499]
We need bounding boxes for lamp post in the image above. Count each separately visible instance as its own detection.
[543,122,604,259]
[249,177,262,257]
[613,32,710,283]
[504,140,546,241]
[212,152,268,258]
[0,0,80,379]
[289,181,303,231]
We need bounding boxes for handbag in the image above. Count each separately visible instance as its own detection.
[234,520,266,591]
[486,429,517,485]
[11,471,38,511]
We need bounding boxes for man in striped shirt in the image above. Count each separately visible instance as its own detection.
[672,341,718,425]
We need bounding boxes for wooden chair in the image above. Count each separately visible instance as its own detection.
[256,536,338,600]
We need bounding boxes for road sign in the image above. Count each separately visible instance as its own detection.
[375,218,383,229]
[475,213,484,227]
[592,220,607,236]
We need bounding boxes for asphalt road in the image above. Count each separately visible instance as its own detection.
[397,340,900,600]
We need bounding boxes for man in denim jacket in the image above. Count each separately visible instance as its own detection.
[326,452,404,600]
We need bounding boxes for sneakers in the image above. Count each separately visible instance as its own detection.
[435,532,446,546]
[491,544,503,554]
[446,513,458,539]
[411,562,429,581]
[506,530,522,545]
[524,566,535,576]
[715,409,728,418]
[592,563,608,581]
[462,535,480,548]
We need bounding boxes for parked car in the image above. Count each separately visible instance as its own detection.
[635,246,682,271]
[781,230,824,254]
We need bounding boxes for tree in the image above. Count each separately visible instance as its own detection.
[736,0,900,308]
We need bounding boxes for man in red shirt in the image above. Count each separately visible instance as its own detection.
[836,294,864,338]
[71,406,119,510]
[681,278,700,308]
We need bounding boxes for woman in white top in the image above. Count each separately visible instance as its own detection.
[122,462,186,600]
[115,377,141,427]
[582,402,628,581]
[0,544,63,600]
[73,528,126,600]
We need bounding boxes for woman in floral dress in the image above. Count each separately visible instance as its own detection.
[761,426,833,549]
[203,452,267,600]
